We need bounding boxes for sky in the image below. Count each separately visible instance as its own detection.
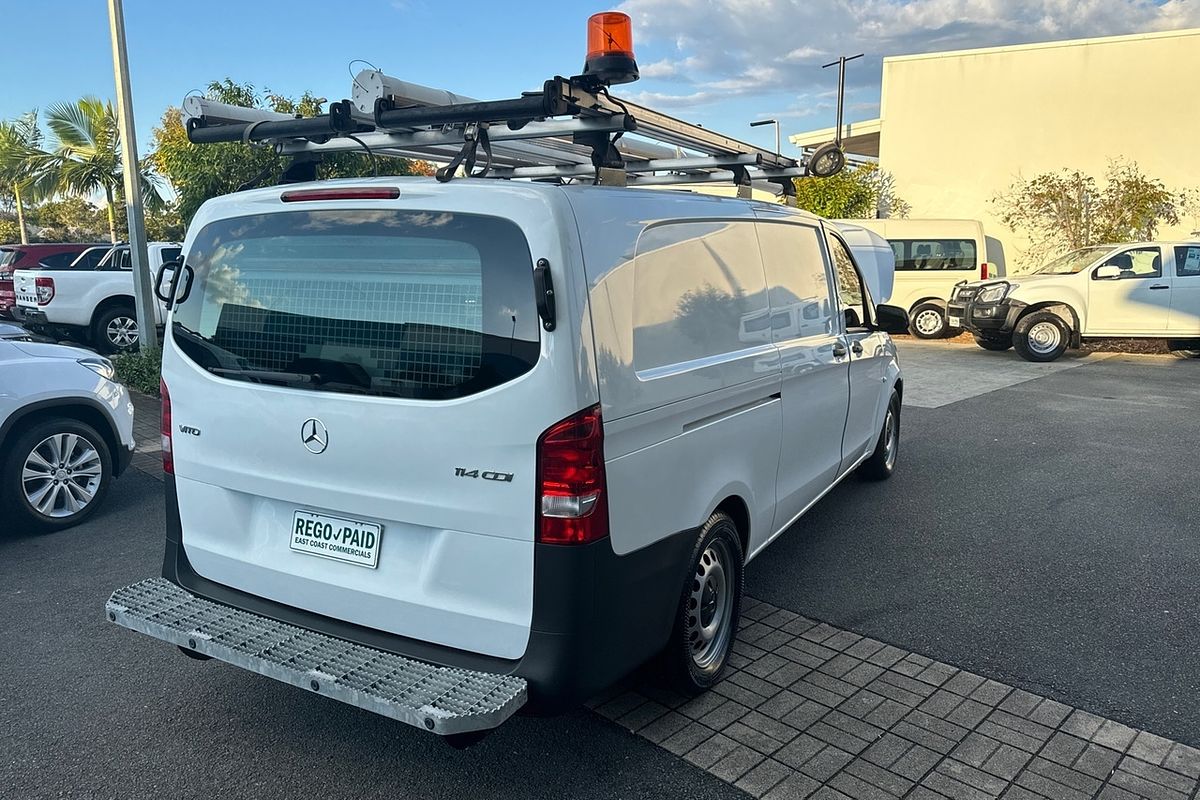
[1,0,1197,158]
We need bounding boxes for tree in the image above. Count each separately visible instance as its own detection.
[45,97,165,243]
[27,196,108,241]
[0,111,54,245]
[993,159,1187,265]
[790,163,910,219]
[150,80,434,223]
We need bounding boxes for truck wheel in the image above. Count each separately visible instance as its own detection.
[667,511,744,695]
[909,302,947,339]
[93,305,139,354]
[1,418,112,534]
[858,391,900,481]
[973,333,1013,352]
[1013,311,1070,362]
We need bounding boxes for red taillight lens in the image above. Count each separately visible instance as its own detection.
[35,276,54,305]
[280,187,401,202]
[160,379,174,475]
[536,405,608,545]
[980,262,989,280]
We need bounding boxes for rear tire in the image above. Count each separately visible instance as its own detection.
[1013,311,1070,362]
[909,303,948,339]
[973,333,1013,352]
[1,418,112,534]
[667,512,744,695]
[92,305,139,354]
[858,391,900,481]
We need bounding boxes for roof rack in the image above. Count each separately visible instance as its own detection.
[180,13,849,200]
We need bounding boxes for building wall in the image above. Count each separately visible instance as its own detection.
[878,29,1200,272]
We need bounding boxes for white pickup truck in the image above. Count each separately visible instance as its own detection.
[14,243,182,353]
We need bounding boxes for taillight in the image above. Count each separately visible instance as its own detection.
[161,379,174,475]
[980,262,989,280]
[536,405,608,545]
[35,276,55,305]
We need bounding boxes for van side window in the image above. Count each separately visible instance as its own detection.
[890,239,977,271]
[755,222,834,343]
[633,220,769,371]
[1174,246,1200,277]
[826,233,870,327]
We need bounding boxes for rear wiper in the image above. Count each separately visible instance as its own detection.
[208,367,318,385]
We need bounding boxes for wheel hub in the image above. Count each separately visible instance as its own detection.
[915,309,943,336]
[1027,321,1061,353]
[22,433,103,518]
[686,540,735,670]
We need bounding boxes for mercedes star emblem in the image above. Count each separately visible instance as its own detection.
[301,418,328,454]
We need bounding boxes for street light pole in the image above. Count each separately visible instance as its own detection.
[106,0,158,351]
[750,118,781,155]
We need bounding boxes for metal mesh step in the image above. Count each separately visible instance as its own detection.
[106,577,527,735]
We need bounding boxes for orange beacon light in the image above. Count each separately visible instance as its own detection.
[583,12,640,86]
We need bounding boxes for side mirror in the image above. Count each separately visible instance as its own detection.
[843,307,862,330]
[1094,264,1120,280]
[873,304,910,334]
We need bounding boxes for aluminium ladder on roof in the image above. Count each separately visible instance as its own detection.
[181,70,811,196]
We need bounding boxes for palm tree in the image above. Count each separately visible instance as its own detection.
[45,97,163,243]
[0,111,54,245]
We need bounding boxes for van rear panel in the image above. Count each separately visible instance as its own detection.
[164,190,592,661]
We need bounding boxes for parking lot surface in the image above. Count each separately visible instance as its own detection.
[2,340,1198,799]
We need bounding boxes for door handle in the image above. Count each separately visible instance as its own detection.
[1148,284,1169,290]
[851,341,864,355]
[832,342,848,358]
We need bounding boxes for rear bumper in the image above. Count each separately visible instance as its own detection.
[151,476,694,713]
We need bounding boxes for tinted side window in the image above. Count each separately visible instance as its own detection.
[38,252,78,269]
[890,238,977,271]
[755,221,834,343]
[1175,246,1200,277]
[633,220,768,371]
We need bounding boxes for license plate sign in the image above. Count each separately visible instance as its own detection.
[948,316,962,327]
[290,510,382,568]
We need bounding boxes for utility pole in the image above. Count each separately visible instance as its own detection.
[107,0,158,350]
[750,119,781,155]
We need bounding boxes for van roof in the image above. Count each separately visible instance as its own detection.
[201,175,826,222]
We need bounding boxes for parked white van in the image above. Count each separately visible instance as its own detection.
[948,241,1200,361]
[837,218,991,339]
[106,179,907,740]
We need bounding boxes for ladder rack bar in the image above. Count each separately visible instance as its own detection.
[494,153,761,180]
[631,167,804,186]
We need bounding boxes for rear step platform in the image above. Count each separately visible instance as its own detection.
[106,578,527,735]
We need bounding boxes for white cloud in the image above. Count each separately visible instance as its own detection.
[617,0,1200,110]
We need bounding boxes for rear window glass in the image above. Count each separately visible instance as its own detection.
[890,239,977,271]
[171,209,539,400]
[0,249,22,268]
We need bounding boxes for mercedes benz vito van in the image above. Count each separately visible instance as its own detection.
[107,178,906,739]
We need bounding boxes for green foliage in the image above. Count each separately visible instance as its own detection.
[149,80,434,223]
[44,97,165,242]
[27,196,108,241]
[0,218,21,244]
[994,159,1188,265]
[111,347,162,396]
[790,163,910,220]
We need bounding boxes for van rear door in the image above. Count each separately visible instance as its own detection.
[164,204,555,660]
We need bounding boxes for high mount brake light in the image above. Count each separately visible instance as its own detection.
[536,405,609,545]
[280,187,401,202]
[161,379,174,475]
[981,262,990,280]
[583,11,639,86]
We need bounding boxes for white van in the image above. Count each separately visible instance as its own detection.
[837,218,990,339]
[106,178,907,740]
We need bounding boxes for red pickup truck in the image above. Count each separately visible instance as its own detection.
[0,243,109,319]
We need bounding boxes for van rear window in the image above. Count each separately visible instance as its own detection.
[889,239,977,271]
[171,209,539,400]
